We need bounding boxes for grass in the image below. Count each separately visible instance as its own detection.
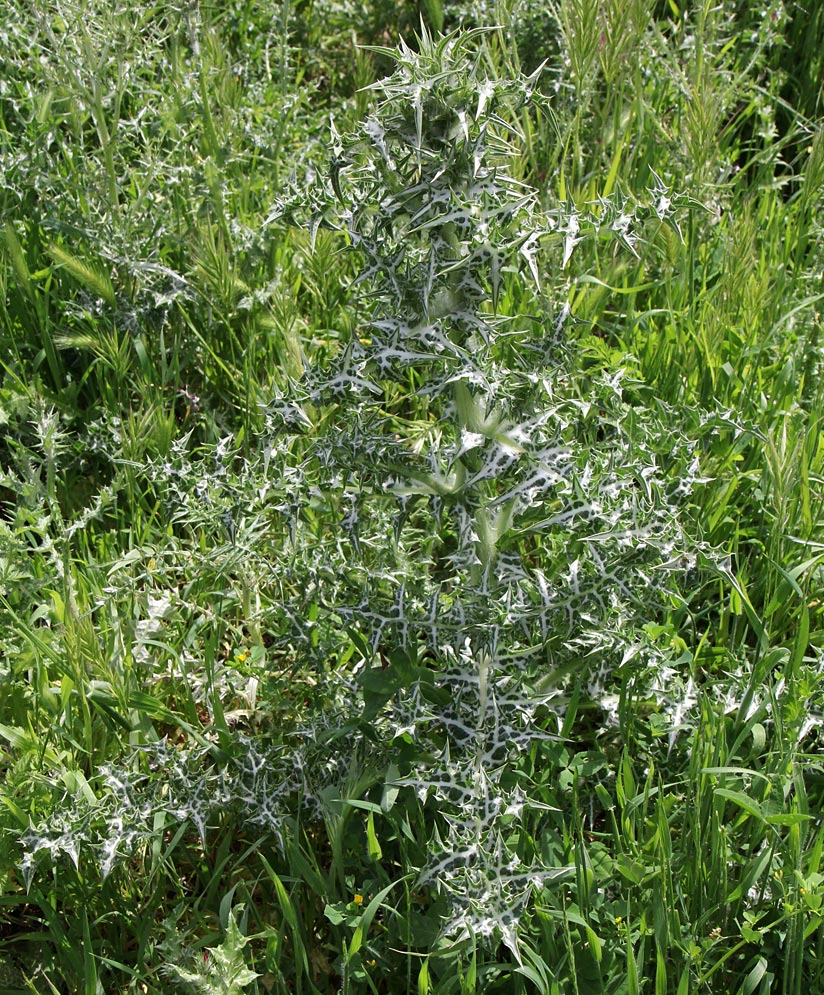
[0,0,823,992]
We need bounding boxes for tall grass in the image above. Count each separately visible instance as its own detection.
[1,1,823,992]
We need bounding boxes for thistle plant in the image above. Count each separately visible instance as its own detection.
[17,28,705,959]
[265,27,702,944]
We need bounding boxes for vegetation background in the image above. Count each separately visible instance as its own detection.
[0,0,822,992]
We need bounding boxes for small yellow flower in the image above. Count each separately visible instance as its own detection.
[353,894,364,905]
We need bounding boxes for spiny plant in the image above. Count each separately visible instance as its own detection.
[14,25,707,968]
[263,25,704,949]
